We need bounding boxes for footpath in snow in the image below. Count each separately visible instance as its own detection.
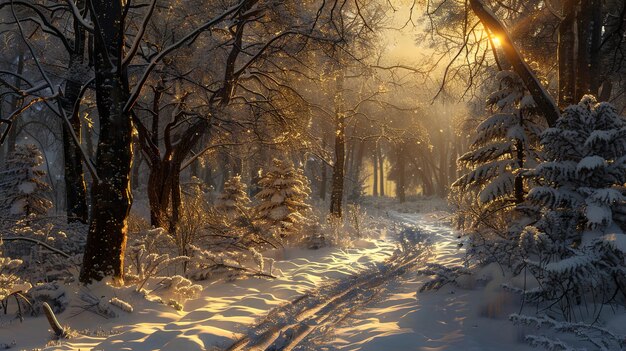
[1,211,535,351]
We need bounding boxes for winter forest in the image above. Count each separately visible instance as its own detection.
[2,0,626,350]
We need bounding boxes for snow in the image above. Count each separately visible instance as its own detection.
[576,155,606,172]
[328,212,533,351]
[1,228,396,350]
[0,204,608,351]
[17,181,36,195]
[585,204,611,227]
[602,233,626,253]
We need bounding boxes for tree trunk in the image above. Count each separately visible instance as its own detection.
[599,80,612,102]
[132,149,142,190]
[448,140,458,185]
[204,162,216,192]
[470,0,560,126]
[80,1,133,284]
[61,0,88,224]
[372,148,378,196]
[396,143,406,203]
[169,168,182,234]
[232,155,243,176]
[575,0,592,101]
[437,140,448,197]
[378,145,385,197]
[349,139,366,202]
[144,119,209,230]
[329,73,345,217]
[84,117,95,159]
[190,153,199,179]
[61,53,88,224]
[7,54,24,154]
[589,0,603,96]
[558,0,577,107]
[148,160,172,228]
[319,159,328,200]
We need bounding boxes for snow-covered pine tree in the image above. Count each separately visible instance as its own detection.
[254,159,311,241]
[215,175,251,219]
[519,96,626,319]
[0,144,52,217]
[451,71,544,265]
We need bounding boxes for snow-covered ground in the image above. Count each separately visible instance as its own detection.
[325,212,533,351]
[1,208,537,351]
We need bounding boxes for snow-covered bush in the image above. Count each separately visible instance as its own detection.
[28,281,69,315]
[125,227,189,290]
[174,184,212,260]
[0,250,28,316]
[79,291,121,319]
[0,144,52,218]
[254,159,311,242]
[215,175,251,219]
[417,263,472,292]
[451,71,544,267]
[185,244,274,281]
[1,218,86,283]
[151,275,202,310]
[518,96,626,319]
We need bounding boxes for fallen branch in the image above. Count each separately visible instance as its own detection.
[43,302,67,338]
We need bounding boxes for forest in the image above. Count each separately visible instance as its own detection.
[1,0,626,350]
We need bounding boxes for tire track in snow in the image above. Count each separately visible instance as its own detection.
[225,226,432,351]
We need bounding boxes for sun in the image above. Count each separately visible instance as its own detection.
[491,35,502,47]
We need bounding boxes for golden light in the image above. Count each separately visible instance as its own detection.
[491,35,502,47]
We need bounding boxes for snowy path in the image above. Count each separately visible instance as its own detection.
[226,227,429,351]
[318,212,534,351]
[17,211,535,351]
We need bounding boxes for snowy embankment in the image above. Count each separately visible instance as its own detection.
[2,209,537,351]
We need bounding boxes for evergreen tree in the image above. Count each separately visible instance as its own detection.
[215,175,251,219]
[254,159,311,240]
[0,144,52,217]
[450,71,544,265]
[519,96,626,319]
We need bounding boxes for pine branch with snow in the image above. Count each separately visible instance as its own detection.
[450,71,544,267]
[518,96,626,318]
[417,263,472,292]
[510,313,626,350]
